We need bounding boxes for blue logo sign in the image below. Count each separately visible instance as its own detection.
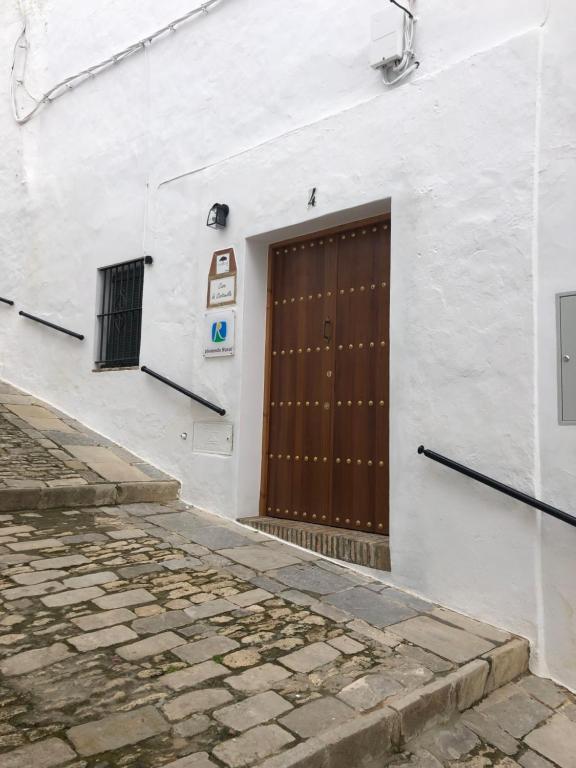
[211,321,227,343]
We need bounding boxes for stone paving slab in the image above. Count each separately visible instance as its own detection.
[163,689,234,721]
[160,660,229,691]
[174,635,239,665]
[118,631,187,661]
[0,641,74,676]
[214,691,293,733]
[218,546,303,572]
[392,615,496,663]
[337,670,404,710]
[525,714,576,768]
[325,586,419,627]
[67,705,171,756]
[0,737,76,768]
[68,623,138,651]
[278,696,354,739]
[212,724,295,768]
[268,563,362,595]
[278,641,341,673]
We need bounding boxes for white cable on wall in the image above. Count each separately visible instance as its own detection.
[382,0,419,86]
[10,0,227,125]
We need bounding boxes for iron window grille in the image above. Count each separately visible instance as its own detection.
[96,258,144,369]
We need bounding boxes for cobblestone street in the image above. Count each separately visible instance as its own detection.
[0,498,572,768]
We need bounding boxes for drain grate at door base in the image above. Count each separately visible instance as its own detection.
[240,516,390,571]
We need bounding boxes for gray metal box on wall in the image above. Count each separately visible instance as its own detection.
[558,292,576,424]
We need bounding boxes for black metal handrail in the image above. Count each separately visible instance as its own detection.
[418,445,576,528]
[141,366,226,416]
[19,311,85,340]
[0,297,14,306]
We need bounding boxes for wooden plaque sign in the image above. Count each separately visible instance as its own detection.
[207,248,237,307]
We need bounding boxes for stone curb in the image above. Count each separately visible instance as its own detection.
[257,637,530,768]
[115,481,180,505]
[0,480,180,512]
[257,707,400,768]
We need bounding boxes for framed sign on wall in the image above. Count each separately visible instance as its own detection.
[207,248,237,308]
[204,309,235,358]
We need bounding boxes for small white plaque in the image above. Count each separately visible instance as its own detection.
[193,422,233,455]
[216,253,231,274]
[204,310,235,357]
[209,275,236,306]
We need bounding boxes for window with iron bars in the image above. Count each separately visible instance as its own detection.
[96,259,144,369]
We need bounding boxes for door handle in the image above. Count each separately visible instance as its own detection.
[563,354,571,362]
[323,319,332,342]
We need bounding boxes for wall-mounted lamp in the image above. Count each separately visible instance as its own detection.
[207,203,229,229]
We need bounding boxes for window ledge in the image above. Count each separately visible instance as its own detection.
[92,365,140,373]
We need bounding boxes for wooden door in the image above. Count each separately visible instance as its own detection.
[261,217,390,534]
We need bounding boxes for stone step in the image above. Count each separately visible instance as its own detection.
[258,637,531,768]
[240,516,391,570]
[392,671,575,767]
[0,480,180,512]
[0,380,181,512]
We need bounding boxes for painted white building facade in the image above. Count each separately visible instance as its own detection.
[1,0,576,690]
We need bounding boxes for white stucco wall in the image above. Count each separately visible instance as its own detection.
[536,0,576,688]
[0,3,27,310]
[1,0,575,689]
